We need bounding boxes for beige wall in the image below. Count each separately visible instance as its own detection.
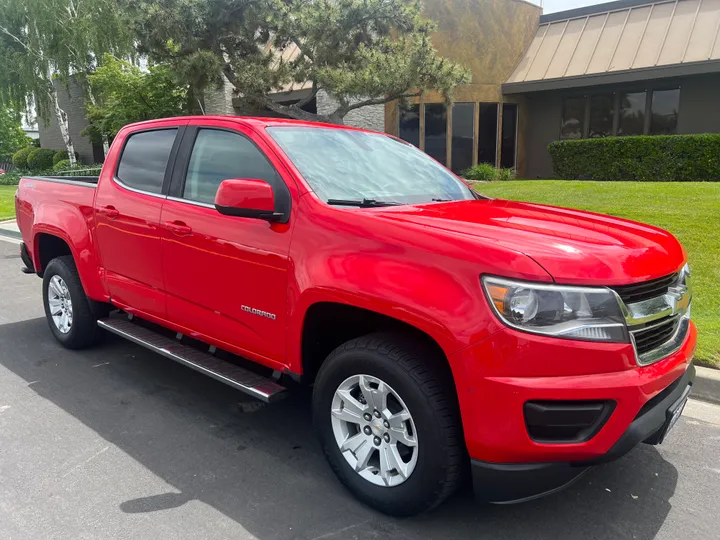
[385,0,540,175]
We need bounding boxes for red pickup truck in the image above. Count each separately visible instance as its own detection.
[15,116,695,516]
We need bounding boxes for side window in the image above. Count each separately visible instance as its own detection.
[183,129,277,204]
[116,129,177,193]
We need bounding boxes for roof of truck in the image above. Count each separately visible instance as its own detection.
[124,115,378,133]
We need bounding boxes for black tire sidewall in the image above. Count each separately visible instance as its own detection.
[313,345,454,516]
[42,257,95,348]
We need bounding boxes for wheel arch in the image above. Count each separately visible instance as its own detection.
[299,301,451,384]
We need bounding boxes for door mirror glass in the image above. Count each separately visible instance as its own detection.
[215,178,281,221]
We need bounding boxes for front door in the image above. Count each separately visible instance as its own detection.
[94,125,183,319]
[159,122,294,368]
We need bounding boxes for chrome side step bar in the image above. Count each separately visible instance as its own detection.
[97,317,287,403]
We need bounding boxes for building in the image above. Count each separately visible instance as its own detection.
[38,0,720,178]
[506,0,720,178]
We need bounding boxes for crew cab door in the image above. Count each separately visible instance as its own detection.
[159,122,295,368]
[94,124,185,319]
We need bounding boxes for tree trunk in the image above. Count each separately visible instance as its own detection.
[48,84,76,167]
[84,85,109,158]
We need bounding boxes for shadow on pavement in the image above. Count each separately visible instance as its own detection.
[0,317,678,540]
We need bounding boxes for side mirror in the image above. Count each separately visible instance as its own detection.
[215,178,283,221]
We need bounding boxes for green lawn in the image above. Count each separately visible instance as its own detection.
[0,185,16,221]
[474,181,719,368]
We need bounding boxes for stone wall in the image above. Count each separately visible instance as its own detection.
[38,78,97,164]
[316,90,385,132]
[204,76,236,116]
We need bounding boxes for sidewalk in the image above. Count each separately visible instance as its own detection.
[0,219,20,240]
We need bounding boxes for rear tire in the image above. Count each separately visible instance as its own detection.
[42,255,103,349]
[313,332,465,516]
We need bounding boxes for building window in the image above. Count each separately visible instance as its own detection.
[618,92,646,136]
[451,103,474,173]
[500,103,518,169]
[650,89,680,135]
[398,104,420,148]
[424,104,447,165]
[560,97,585,139]
[588,95,614,138]
[478,103,498,165]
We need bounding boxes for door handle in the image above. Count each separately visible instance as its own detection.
[165,221,192,236]
[99,205,119,219]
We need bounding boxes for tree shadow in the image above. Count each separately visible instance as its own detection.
[0,317,678,540]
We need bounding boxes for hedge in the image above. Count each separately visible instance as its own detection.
[53,149,79,165]
[27,148,57,172]
[548,134,720,181]
[12,146,35,169]
[462,163,517,181]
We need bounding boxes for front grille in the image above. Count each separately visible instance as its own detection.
[631,316,680,356]
[611,272,678,304]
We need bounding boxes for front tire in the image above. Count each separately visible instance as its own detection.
[42,255,102,349]
[313,333,465,516]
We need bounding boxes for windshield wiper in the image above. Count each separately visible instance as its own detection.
[327,198,402,208]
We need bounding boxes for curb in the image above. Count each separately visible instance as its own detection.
[694,365,720,405]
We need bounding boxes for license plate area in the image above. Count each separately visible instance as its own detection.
[658,384,692,444]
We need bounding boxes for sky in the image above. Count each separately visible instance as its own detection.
[541,0,617,14]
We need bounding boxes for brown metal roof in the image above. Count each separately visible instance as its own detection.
[506,0,720,90]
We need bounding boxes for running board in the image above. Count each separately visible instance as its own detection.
[97,318,286,403]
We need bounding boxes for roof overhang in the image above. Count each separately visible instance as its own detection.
[503,58,720,93]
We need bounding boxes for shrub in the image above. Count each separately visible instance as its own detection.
[52,149,79,165]
[12,146,35,169]
[462,163,517,181]
[462,163,499,181]
[548,134,720,181]
[497,168,516,181]
[53,159,71,171]
[53,150,67,165]
[26,148,57,172]
[0,171,22,185]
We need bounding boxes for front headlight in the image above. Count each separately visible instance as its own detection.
[482,276,629,343]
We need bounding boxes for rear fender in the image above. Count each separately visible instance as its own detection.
[31,203,106,301]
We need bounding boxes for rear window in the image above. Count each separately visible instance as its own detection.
[116,129,177,193]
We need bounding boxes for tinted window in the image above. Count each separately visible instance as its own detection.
[183,129,277,204]
[650,89,680,135]
[500,103,517,169]
[398,105,420,148]
[589,94,614,138]
[424,103,447,165]
[451,103,474,173]
[478,103,498,165]
[561,97,585,139]
[619,92,646,136]
[116,129,177,193]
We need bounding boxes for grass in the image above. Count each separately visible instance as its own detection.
[473,181,719,368]
[0,185,16,221]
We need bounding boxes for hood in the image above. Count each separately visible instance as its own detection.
[372,199,685,285]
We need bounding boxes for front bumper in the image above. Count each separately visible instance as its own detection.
[470,363,695,503]
[448,320,697,502]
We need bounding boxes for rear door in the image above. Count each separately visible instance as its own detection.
[159,121,295,368]
[94,124,185,319]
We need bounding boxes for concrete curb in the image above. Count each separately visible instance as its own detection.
[694,365,720,405]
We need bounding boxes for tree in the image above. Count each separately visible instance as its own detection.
[0,108,31,157]
[124,0,470,124]
[84,55,188,140]
[0,0,131,165]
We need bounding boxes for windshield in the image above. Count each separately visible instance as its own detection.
[266,126,476,205]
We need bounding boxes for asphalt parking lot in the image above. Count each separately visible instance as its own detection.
[0,239,719,540]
